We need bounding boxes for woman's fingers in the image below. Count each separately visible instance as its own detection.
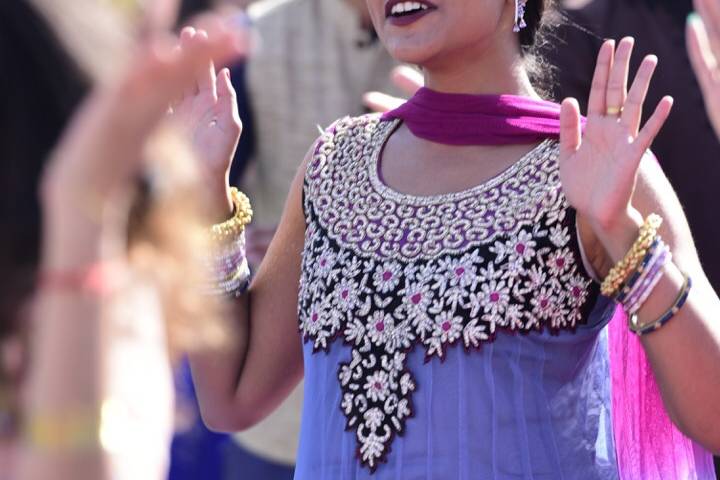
[168,45,185,110]
[695,0,720,60]
[46,27,245,197]
[217,68,235,100]
[635,96,674,155]
[217,68,242,130]
[605,37,634,115]
[390,66,423,96]
[559,97,582,158]
[587,40,615,116]
[179,27,198,99]
[363,66,422,113]
[363,91,405,113]
[687,13,717,96]
[621,55,658,136]
[122,28,242,131]
[191,30,218,100]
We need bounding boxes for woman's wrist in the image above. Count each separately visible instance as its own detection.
[42,231,104,272]
[588,207,645,264]
[206,186,235,223]
[40,199,106,270]
[198,170,234,223]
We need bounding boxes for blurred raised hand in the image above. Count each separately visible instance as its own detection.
[41,25,245,242]
[687,0,720,140]
[363,65,423,113]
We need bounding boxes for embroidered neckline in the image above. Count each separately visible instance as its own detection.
[369,119,555,204]
[305,115,566,263]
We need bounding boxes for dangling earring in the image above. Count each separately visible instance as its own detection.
[513,0,528,32]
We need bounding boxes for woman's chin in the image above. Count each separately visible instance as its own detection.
[385,42,439,67]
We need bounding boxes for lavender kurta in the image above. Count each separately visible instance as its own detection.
[294,115,620,479]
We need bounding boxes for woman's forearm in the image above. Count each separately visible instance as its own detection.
[640,273,720,453]
[17,210,109,480]
[187,294,252,431]
[592,210,720,453]
[17,289,107,480]
[188,162,309,433]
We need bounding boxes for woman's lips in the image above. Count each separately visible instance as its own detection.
[387,9,434,27]
[384,0,438,27]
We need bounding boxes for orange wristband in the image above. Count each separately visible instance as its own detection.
[37,262,121,295]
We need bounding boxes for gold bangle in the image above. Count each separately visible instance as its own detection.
[601,214,663,297]
[209,187,253,242]
[22,408,102,453]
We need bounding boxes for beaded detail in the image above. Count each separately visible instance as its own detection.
[298,115,598,471]
[306,118,565,263]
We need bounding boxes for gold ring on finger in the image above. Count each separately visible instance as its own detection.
[606,106,623,116]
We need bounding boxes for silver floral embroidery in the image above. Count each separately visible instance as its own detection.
[298,115,597,471]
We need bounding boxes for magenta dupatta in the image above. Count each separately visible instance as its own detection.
[383,87,716,479]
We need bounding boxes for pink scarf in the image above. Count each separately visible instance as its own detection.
[384,87,716,479]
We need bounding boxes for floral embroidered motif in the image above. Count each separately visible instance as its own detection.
[298,115,598,472]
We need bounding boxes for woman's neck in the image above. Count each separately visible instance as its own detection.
[421,31,540,99]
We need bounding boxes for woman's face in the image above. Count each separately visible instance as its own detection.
[366,0,512,67]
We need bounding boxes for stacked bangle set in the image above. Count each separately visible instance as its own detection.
[600,214,692,336]
[206,187,253,297]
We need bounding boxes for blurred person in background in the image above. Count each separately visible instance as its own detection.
[0,1,244,479]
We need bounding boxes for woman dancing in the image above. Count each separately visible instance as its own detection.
[185,0,720,478]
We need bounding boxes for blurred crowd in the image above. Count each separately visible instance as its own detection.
[0,0,719,479]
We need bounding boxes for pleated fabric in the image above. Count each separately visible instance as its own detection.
[295,297,620,480]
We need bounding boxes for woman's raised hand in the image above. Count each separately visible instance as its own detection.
[558,38,673,236]
[43,26,244,209]
[169,22,250,216]
[688,0,720,140]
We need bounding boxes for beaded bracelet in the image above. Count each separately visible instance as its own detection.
[203,233,247,280]
[618,239,668,307]
[615,237,662,304]
[628,272,692,336]
[601,214,663,297]
[209,187,253,242]
[203,229,251,297]
[204,189,253,297]
[624,247,671,315]
[201,259,250,297]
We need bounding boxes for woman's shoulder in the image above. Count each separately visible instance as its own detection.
[320,112,387,140]
[308,112,389,164]
[302,113,390,213]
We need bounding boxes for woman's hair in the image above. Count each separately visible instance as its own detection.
[519,0,558,53]
[518,0,561,98]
